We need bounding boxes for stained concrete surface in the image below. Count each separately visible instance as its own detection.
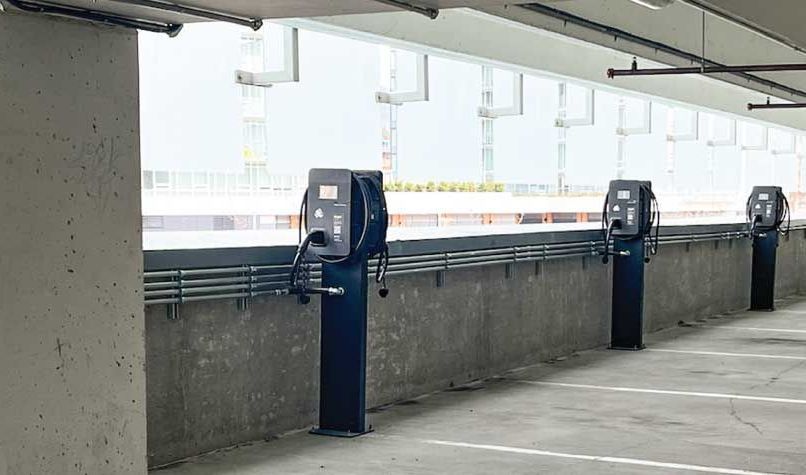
[156,296,806,474]
[146,255,611,465]
[147,232,806,465]
[0,11,144,475]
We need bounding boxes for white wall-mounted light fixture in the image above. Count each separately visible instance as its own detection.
[770,131,797,155]
[477,72,523,119]
[705,115,736,190]
[628,0,675,10]
[554,86,594,128]
[615,98,652,179]
[706,117,736,147]
[739,122,769,194]
[376,53,429,105]
[741,123,769,151]
[667,108,699,142]
[555,83,595,193]
[235,26,299,87]
[617,100,652,136]
[664,108,699,190]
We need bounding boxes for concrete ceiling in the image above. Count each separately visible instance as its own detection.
[7,0,515,24]
[482,0,806,105]
[691,0,806,53]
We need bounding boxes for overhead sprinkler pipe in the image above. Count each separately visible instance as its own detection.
[109,0,262,30]
[371,0,438,19]
[4,0,182,35]
[608,62,806,78]
[519,4,806,100]
[748,102,806,111]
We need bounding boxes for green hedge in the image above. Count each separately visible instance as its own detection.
[384,181,505,192]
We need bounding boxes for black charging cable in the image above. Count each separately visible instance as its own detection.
[778,191,791,236]
[642,184,660,263]
[375,244,390,298]
[601,218,620,264]
[289,230,325,287]
[600,193,611,263]
[745,194,758,239]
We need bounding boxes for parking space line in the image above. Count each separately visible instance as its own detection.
[692,325,806,334]
[514,381,806,405]
[773,309,806,315]
[416,439,784,475]
[647,349,806,361]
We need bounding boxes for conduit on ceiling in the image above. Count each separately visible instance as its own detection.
[748,101,806,111]
[2,0,265,35]
[371,0,439,19]
[519,3,806,101]
[108,0,262,30]
[602,4,806,113]
[3,0,183,35]
[608,61,806,78]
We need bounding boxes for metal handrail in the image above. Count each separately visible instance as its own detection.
[144,224,806,307]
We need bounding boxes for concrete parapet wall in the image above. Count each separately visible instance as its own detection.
[146,229,806,466]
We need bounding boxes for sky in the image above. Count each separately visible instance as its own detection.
[138,22,802,198]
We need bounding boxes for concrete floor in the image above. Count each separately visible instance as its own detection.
[156,296,806,474]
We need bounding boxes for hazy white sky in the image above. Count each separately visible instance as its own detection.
[138,23,800,197]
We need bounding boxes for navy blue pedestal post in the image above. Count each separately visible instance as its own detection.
[750,232,779,311]
[310,256,371,437]
[610,238,646,351]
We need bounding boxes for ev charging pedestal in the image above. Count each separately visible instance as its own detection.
[602,180,658,352]
[746,185,788,312]
[293,168,388,439]
[750,231,778,312]
[610,238,646,351]
[311,257,373,437]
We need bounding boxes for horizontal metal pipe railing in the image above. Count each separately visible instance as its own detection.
[142,224,801,307]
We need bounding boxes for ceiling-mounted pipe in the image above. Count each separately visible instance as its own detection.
[108,0,262,30]
[748,102,806,111]
[371,0,438,19]
[519,3,806,101]
[609,62,806,78]
[3,0,182,35]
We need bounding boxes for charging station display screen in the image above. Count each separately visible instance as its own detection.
[617,190,631,200]
[758,193,769,200]
[319,185,338,200]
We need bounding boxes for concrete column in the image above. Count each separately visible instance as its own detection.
[0,11,144,474]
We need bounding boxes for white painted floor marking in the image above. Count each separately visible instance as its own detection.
[647,349,806,361]
[773,309,806,315]
[515,381,806,405]
[693,325,806,334]
[418,439,785,475]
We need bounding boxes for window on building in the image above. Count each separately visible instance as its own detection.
[240,34,265,72]
[243,119,267,162]
[241,85,265,118]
